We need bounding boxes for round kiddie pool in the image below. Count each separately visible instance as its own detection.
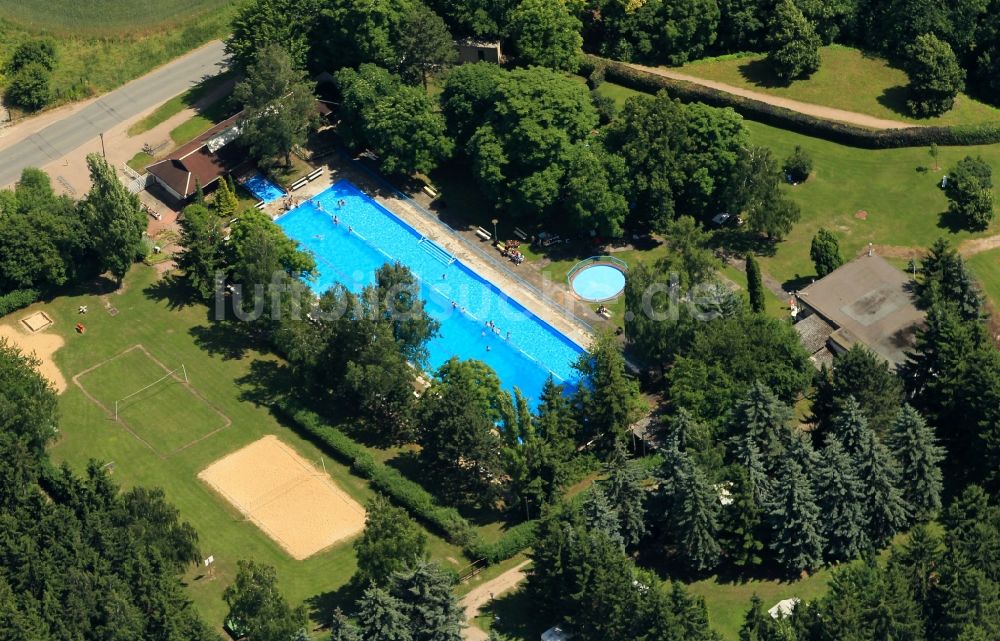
[568,257,628,302]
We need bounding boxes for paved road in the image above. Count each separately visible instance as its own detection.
[0,40,228,187]
[625,62,915,130]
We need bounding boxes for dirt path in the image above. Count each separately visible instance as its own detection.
[958,234,1000,257]
[624,63,914,130]
[460,561,530,641]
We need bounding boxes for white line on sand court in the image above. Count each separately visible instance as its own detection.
[198,435,366,560]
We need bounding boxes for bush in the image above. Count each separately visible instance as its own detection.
[7,39,57,73]
[6,63,53,111]
[0,289,40,317]
[276,403,474,546]
[276,402,543,565]
[589,55,1000,149]
[783,145,813,182]
[466,520,538,564]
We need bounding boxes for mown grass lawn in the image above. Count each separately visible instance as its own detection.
[743,120,1000,287]
[967,246,1000,310]
[680,45,1000,126]
[592,78,1000,295]
[36,266,467,632]
[128,71,234,137]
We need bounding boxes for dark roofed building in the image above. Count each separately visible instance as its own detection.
[146,112,246,203]
[793,253,924,369]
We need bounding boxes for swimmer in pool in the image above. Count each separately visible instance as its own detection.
[333,215,339,225]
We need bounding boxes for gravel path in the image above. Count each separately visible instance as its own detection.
[623,63,915,130]
[460,561,530,641]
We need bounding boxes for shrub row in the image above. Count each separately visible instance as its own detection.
[465,520,538,565]
[584,55,1000,149]
[275,402,538,565]
[0,289,40,318]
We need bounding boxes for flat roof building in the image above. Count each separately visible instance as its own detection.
[794,253,924,369]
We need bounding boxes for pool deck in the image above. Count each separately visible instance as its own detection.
[266,154,595,350]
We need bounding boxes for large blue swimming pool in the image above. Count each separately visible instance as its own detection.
[276,180,584,404]
[244,173,285,204]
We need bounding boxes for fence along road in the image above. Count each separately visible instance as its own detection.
[0,40,228,188]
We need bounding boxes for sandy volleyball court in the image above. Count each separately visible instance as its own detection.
[0,323,66,393]
[198,435,366,560]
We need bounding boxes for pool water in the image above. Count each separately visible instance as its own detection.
[572,264,627,301]
[244,173,285,204]
[276,180,584,404]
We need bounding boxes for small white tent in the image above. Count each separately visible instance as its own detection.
[768,597,800,619]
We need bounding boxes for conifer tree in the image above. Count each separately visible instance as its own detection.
[582,484,623,546]
[329,609,361,641]
[889,405,945,520]
[662,451,721,573]
[729,434,771,504]
[214,177,239,219]
[720,466,766,570]
[767,457,825,574]
[357,586,413,641]
[739,594,777,641]
[816,434,870,561]
[194,179,205,205]
[728,381,793,457]
[777,426,820,480]
[831,396,868,459]
[389,561,463,641]
[856,428,910,547]
[602,439,647,547]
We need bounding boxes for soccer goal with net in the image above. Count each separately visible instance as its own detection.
[114,364,188,420]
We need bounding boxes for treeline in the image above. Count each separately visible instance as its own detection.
[738,488,999,641]
[228,0,803,238]
[0,159,149,302]
[0,339,214,641]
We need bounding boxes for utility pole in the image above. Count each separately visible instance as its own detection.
[99,132,106,159]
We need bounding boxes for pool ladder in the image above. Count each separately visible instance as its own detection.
[418,237,456,265]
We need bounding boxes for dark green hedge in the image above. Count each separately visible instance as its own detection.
[465,520,538,565]
[584,55,1000,149]
[0,289,40,318]
[275,402,538,565]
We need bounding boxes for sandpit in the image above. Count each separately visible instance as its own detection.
[0,323,66,393]
[198,435,366,560]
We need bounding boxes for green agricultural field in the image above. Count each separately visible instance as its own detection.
[0,2,234,107]
[39,266,467,630]
[680,45,1000,126]
[0,0,232,34]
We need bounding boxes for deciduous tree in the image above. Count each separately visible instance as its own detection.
[177,204,225,301]
[905,33,966,117]
[80,153,146,284]
[234,44,318,168]
[766,0,822,82]
[354,495,427,587]
[223,560,307,641]
[507,0,583,71]
[944,156,994,231]
[809,227,843,277]
[397,2,457,89]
